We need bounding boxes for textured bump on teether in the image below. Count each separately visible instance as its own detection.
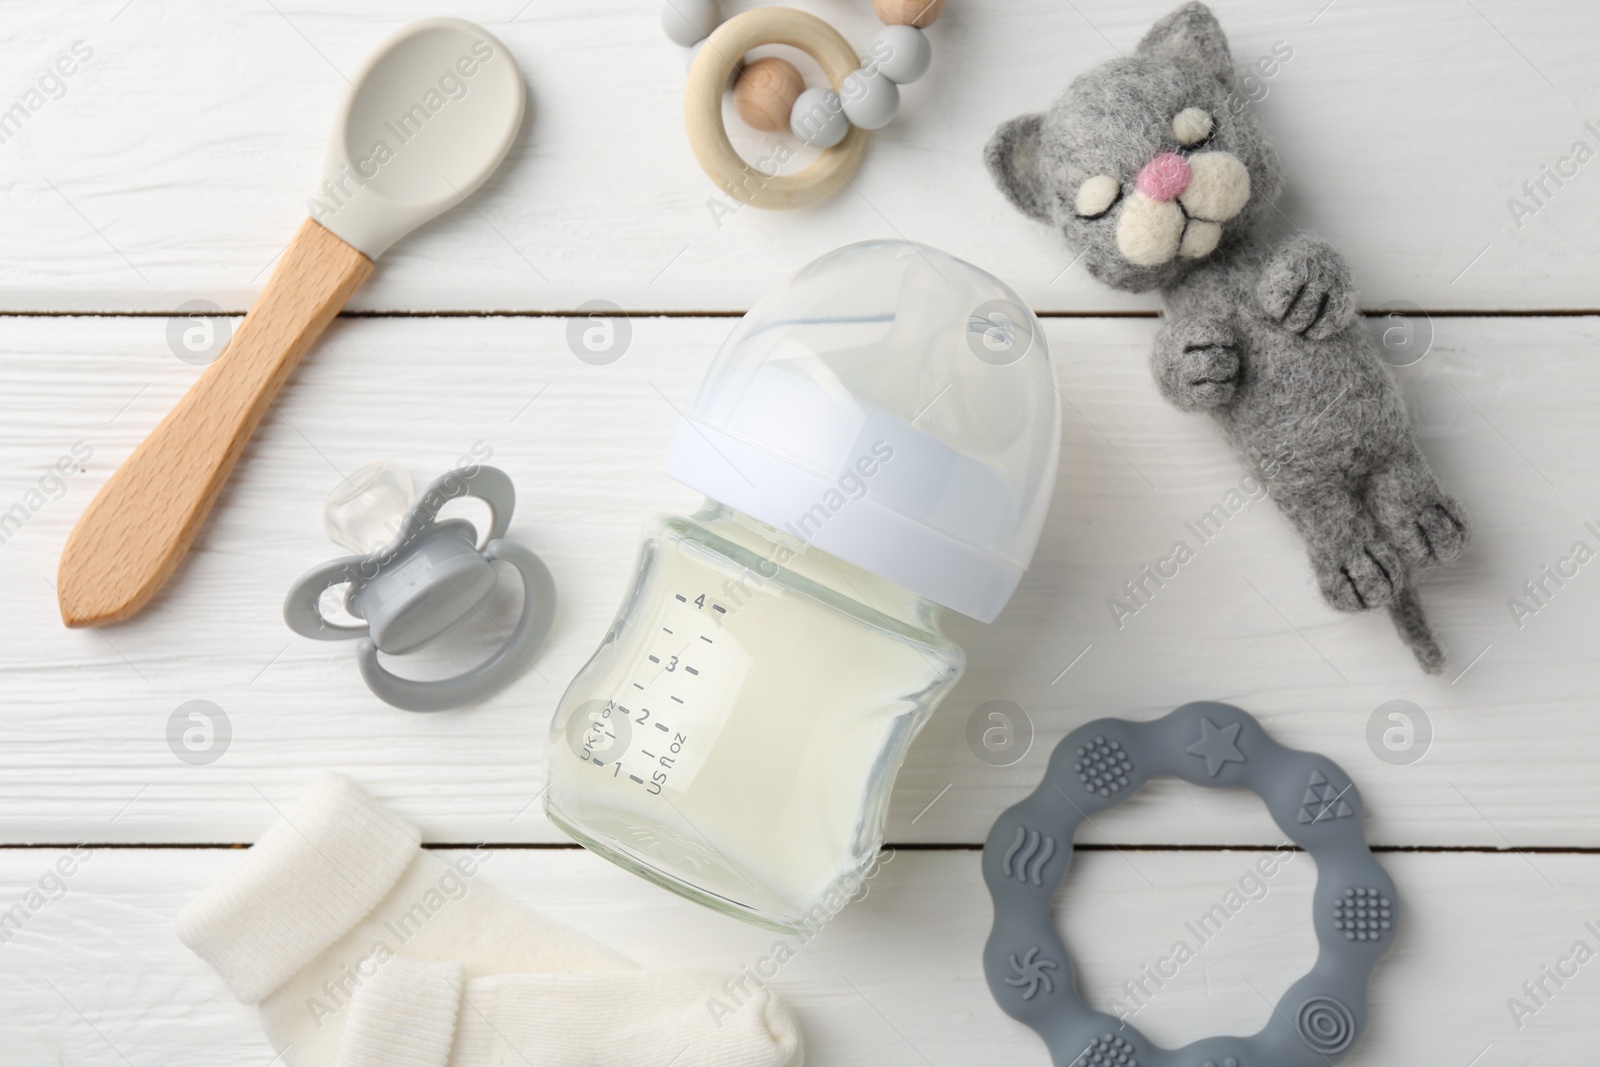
[1296,995,1357,1054]
[1299,769,1356,824]
[1186,716,1245,776]
[1002,946,1059,1000]
[1332,887,1392,942]
[1074,736,1134,796]
[982,701,1397,1067]
[1080,1032,1139,1066]
[1000,826,1059,885]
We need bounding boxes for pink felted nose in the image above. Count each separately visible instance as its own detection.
[1136,152,1191,201]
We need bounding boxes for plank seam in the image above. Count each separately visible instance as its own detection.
[3,842,1599,853]
[0,309,1596,320]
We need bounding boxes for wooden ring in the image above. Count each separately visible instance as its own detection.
[684,7,868,210]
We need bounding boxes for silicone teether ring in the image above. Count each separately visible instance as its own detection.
[983,702,1396,1067]
[357,539,557,713]
[684,7,869,210]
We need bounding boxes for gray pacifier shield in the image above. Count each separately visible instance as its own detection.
[983,702,1397,1067]
[284,465,556,712]
[360,521,499,655]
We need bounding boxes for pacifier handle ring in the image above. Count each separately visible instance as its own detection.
[400,464,516,549]
[283,556,370,640]
[357,538,557,712]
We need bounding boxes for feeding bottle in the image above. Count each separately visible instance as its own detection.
[545,241,1061,930]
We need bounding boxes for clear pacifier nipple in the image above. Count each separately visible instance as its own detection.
[324,461,415,554]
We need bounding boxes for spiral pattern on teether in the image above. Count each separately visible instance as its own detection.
[1296,995,1356,1054]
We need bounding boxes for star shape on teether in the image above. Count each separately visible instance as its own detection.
[1187,717,1246,777]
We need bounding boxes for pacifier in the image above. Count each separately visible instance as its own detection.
[284,462,556,712]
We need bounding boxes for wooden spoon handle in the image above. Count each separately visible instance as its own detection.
[57,218,374,627]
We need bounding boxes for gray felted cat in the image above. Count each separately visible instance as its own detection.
[986,1,1468,672]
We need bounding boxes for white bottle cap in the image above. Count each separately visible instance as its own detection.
[669,241,1061,622]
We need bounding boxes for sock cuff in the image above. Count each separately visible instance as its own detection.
[176,773,421,1003]
[335,957,463,1067]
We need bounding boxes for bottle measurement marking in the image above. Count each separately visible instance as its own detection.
[600,586,732,798]
[581,698,689,798]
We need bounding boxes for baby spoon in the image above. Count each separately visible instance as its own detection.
[57,18,525,626]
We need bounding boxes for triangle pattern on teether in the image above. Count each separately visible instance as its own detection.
[1299,769,1355,824]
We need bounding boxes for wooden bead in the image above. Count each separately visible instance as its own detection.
[873,0,943,28]
[733,56,806,133]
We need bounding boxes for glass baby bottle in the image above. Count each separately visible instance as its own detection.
[545,241,1061,930]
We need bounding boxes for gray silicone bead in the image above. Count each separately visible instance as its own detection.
[840,66,900,130]
[790,87,850,148]
[984,702,1398,1067]
[873,25,931,84]
[662,0,720,47]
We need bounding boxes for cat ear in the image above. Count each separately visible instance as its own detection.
[1137,2,1234,83]
[985,113,1054,222]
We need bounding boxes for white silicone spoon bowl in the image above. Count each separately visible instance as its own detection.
[319,17,525,257]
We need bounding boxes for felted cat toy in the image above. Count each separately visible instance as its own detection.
[985,1,1469,672]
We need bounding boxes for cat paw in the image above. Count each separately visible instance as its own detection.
[1317,540,1404,612]
[1390,500,1470,568]
[1370,464,1472,570]
[1257,236,1358,341]
[1153,318,1242,410]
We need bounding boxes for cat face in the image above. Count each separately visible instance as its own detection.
[986,2,1283,292]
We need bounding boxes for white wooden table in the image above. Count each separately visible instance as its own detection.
[2,1,1597,1063]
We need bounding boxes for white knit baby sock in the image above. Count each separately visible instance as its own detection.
[177,773,802,1067]
[336,956,799,1067]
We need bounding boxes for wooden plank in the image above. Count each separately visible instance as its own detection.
[0,1,1595,312]
[0,847,1592,1064]
[0,313,1594,846]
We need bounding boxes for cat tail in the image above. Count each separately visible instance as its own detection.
[1389,586,1444,674]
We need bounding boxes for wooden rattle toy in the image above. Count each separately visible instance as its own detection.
[664,1,943,209]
